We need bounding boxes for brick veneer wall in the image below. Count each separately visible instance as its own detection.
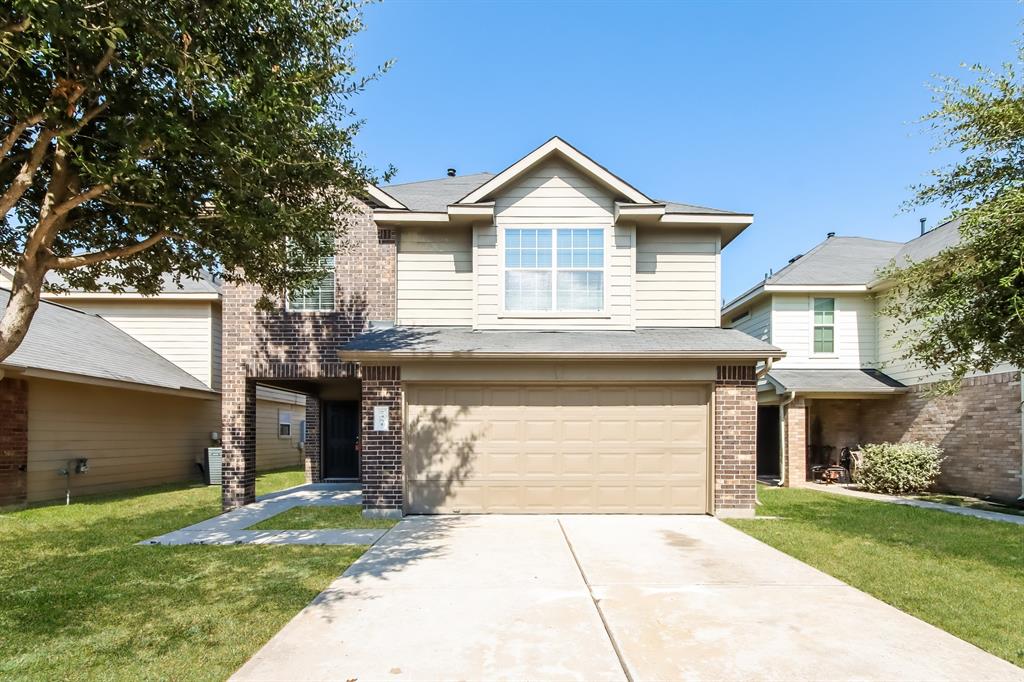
[714,366,757,514]
[221,201,397,509]
[860,371,1022,501]
[784,398,807,485]
[360,365,403,515]
[304,396,321,483]
[0,378,29,510]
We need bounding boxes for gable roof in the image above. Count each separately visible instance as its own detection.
[723,218,966,315]
[0,288,213,394]
[457,137,653,205]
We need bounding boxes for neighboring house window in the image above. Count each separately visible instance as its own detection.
[298,419,307,445]
[278,410,292,438]
[288,254,335,311]
[813,298,835,354]
[504,228,604,312]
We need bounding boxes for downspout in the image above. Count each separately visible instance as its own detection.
[778,391,797,487]
[751,358,774,505]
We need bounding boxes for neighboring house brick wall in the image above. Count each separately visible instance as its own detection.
[714,366,757,514]
[304,396,322,483]
[359,365,403,515]
[860,371,1022,501]
[0,378,28,509]
[220,202,396,509]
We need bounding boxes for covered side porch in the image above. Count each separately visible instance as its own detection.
[755,369,907,485]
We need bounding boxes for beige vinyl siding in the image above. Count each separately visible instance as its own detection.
[255,398,304,471]
[771,293,875,369]
[475,158,633,330]
[55,299,216,388]
[874,291,1017,385]
[210,304,223,391]
[635,228,720,327]
[728,299,771,342]
[397,226,473,325]
[26,378,219,502]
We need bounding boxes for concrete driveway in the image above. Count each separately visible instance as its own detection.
[232,515,1023,682]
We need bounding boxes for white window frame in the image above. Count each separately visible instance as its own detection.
[286,253,336,312]
[810,297,837,357]
[278,410,292,439]
[498,226,610,318]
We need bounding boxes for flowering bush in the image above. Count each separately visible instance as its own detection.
[855,442,944,495]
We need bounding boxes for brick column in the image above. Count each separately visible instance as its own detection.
[304,396,322,484]
[714,366,757,517]
[0,378,29,510]
[360,365,403,518]
[222,377,256,510]
[784,397,807,486]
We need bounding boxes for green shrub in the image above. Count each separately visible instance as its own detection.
[855,442,944,495]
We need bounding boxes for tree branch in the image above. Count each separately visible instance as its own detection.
[59,100,109,135]
[48,230,176,269]
[0,129,55,217]
[0,113,43,158]
[1,17,30,33]
[94,44,116,76]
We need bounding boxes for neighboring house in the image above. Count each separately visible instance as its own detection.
[0,270,307,506]
[723,220,1023,501]
[0,290,218,508]
[221,136,783,518]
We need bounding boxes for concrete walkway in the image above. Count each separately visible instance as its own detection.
[231,515,1023,681]
[140,483,388,546]
[801,483,1024,525]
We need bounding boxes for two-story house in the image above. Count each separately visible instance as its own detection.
[221,137,782,517]
[723,220,1023,502]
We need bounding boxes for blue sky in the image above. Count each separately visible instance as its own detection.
[350,0,1021,302]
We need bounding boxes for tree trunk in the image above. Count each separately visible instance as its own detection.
[0,261,46,363]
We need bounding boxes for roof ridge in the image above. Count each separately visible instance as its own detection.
[0,285,101,317]
[383,171,494,189]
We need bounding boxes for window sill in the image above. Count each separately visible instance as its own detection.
[810,354,839,359]
[498,312,611,320]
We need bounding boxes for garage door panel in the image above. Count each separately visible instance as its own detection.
[405,384,708,514]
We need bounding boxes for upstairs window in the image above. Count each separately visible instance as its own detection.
[505,228,604,312]
[288,254,335,312]
[813,298,835,354]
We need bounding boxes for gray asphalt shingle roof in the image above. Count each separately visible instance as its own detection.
[1,289,213,392]
[44,270,222,295]
[380,174,743,215]
[766,236,903,286]
[341,325,782,358]
[766,368,906,394]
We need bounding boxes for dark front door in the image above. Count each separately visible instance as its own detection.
[756,405,781,477]
[323,401,360,479]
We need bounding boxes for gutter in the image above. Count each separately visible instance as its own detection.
[341,350,786,362]
[777,390,797,487]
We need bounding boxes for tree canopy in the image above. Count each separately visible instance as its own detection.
[881,41,1024,386]
[0,0,387,361]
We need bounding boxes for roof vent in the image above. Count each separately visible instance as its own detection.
[788,254,803,264]
[826,231,835,239]
[919,217,927,235]
[446,168,456,177]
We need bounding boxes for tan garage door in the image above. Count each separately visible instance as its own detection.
[404,384,709,514]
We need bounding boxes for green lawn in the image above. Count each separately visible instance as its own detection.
[914,493,1024,517]
[0,468,366,681]
[728,486,1024,667]
[248,504,398,530]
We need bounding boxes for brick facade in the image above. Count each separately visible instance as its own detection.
[784,397,807,485]
[859,371,1022,501]
[304,396,322,483]
[0,378,29,510]
[714,365,758,515]
[220,202,397,509]
[359,365,403,516]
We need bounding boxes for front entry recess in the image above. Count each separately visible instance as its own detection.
[323,401,360,479]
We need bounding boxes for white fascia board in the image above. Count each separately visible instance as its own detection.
[457,136,652,204]
[614,202,666,222]
[373,210,449,224]
[364,183,407,209]
[446,202,495,218]
[659,213,753,226]
[765,284,870,293]
[721,284,769,317]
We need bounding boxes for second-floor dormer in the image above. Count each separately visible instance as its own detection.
[366,137,752,331]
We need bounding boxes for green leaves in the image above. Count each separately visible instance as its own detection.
[886,37,1024,385]
[1,0,386,299]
